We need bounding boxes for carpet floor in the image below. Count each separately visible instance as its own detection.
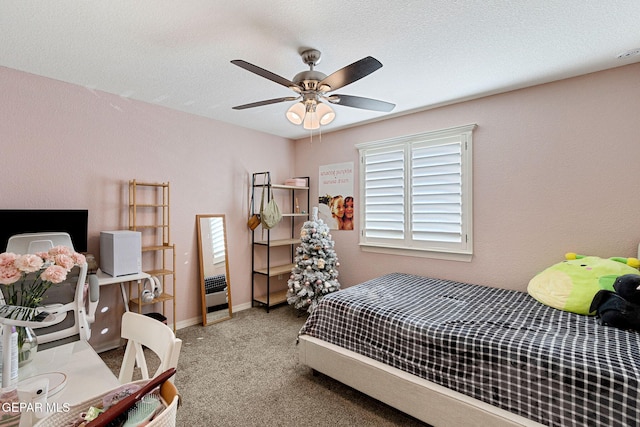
[99,305,428,426]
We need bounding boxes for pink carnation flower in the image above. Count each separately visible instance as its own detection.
[14,254,44,273]
[36,251,52,262]
[41,265,68,284]
[54,254,75,271]
[49,246,72,257]
[0,252,18,268]
[72,253,86,266]
[0,265,22,285]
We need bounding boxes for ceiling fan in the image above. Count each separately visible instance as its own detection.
[230,49,395,129]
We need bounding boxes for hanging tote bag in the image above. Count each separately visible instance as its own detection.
[260,174,282,230]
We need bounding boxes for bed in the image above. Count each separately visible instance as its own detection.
[204,274,228,307]
[298,272,640,427]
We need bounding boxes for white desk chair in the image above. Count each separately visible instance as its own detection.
[5,232,99,345]
[119,311,182,383]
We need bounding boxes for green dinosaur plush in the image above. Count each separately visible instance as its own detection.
[527,253,640,315]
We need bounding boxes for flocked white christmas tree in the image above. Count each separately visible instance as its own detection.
[287,207,340,313]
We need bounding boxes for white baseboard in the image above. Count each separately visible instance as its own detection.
[232,302,252,312]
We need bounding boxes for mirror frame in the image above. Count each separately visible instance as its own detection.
[196,214,233,325]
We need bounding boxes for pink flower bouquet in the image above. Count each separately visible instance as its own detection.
[0,246,86,320]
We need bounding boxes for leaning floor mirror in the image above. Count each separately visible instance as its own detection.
[196,214,232,325]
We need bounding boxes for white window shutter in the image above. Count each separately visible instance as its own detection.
[411,140,463,244]
[357,124,475,259]
[362,147,405,241]
[210,218,226,264]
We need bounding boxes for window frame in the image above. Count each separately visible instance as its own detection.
[356,124,476,261]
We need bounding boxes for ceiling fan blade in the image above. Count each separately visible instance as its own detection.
[232,96,299,110]
[319,56,383,91]
[327,94,395,112]
[231,60,299,89]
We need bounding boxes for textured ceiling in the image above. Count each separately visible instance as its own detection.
[2,1,640,140]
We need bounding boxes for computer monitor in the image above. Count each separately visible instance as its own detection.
[0,209,88,252]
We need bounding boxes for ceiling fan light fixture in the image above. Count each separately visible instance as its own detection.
[316,102,335,125]
[232,49,394,133]
[287,100,335,129]
[286,102,305,125]
[303,111,320,130]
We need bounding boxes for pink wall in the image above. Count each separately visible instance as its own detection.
[2,62,640,344]
[294,63,640,291]
[0,66,294,346]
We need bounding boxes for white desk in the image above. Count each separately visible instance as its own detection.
[19,340,120,406]
[95,270,150,312]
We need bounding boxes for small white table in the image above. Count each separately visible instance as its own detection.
[94,270,150,312]
[19,340,120,405]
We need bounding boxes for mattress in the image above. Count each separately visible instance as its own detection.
[298,273,640,427]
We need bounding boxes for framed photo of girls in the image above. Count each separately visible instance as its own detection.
[318,162,354,231]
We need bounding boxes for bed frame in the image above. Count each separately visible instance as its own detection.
[298,244,640,427]
[205,289,227,307]
[299,331,544,426]
[299,247,640,425]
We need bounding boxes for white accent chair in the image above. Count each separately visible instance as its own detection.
[118,311,182,383]
[5,232,99,345]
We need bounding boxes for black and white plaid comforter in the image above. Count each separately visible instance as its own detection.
[204,274,227,294]
[299,273,640,427]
